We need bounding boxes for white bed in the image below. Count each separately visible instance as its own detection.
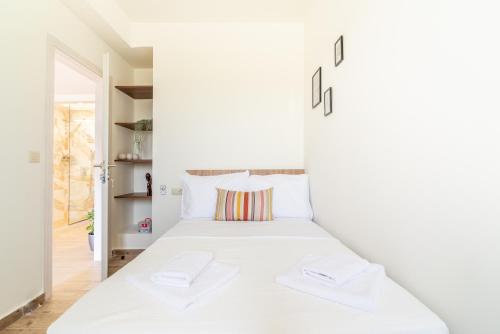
[49,219,448,334]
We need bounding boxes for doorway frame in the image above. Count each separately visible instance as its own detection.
[44,36,103,300]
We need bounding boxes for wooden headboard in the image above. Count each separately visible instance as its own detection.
[186,169,305,176]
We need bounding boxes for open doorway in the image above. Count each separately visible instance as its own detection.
[51,50,101,288]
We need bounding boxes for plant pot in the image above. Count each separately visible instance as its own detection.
[88,233,94,252]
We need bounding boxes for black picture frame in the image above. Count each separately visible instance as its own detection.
[324,87,333,116]
[335,35,344,67]
[312,67,322,108]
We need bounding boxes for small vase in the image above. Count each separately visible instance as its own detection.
[134,141,142,157]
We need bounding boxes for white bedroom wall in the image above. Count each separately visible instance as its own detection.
[132,23,304,237]
[304,1,500,333]
[0,0,134,320]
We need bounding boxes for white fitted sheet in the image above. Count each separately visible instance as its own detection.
[48,219,448,334]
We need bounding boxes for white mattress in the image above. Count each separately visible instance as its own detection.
[48,219,448,334]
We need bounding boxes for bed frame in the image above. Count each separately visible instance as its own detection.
[186,169,305,176]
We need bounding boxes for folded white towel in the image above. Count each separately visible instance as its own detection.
[150,251,214,287]
[302,253,370,286]
[277,255,385,312]
[129,261,239,310]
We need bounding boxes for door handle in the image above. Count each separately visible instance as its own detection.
[93,162,115,184]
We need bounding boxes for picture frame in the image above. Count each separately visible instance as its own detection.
[324,87,333,116]
[312,67,322,108]
[335,35,344,67]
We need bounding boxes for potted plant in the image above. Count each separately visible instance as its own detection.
[86,209,94,251]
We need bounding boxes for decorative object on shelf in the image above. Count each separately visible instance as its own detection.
[324,87,333,117]
[133,132,145,158]
[138,217,152,233]
[85,209,94,251]
[146,173,152,196]
[117,153,148,161]
[134,119,153,131]
[335,35,344,67]
[312,67,322,108]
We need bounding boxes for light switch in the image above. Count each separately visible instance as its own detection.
[171,188,183,196]
[29,151,40,163]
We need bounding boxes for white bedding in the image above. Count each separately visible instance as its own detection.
[48,219,448,334]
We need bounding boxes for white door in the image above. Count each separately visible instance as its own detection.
[93,53,111,280]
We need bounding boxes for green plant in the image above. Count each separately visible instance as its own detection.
[134,119,153,131]
[86,209,94,235]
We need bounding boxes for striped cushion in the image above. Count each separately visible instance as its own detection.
[215,188,273,221]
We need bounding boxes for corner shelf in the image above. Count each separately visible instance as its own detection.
[115,159,152,164]
[114,192,152,200]
[115,122,152,131]
[112,83,153,250]
[117,230,152,250]
[115,85,153,99]
[121,224,152,235]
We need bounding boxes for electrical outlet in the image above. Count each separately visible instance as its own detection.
[160,185,167,195]
[171,187,183,196]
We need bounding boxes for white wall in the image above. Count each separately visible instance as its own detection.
[54,55,96,102]
[0,0,134,320]
[133,23,305,237]
[304,1,500,333]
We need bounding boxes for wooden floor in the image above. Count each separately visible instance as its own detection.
[52,223,98,286]
[0,224,140,334]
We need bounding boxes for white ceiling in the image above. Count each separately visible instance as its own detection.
[62,0,153,68]
[115,0,309,22]
[62,0,308,69]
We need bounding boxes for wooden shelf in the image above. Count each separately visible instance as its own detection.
[115,85,153,99]
[115,122,153,131]
[114,192,152,199]
[115,159,152,164]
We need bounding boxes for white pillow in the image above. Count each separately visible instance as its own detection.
[181,171,249,219]
[248,174,313,219]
